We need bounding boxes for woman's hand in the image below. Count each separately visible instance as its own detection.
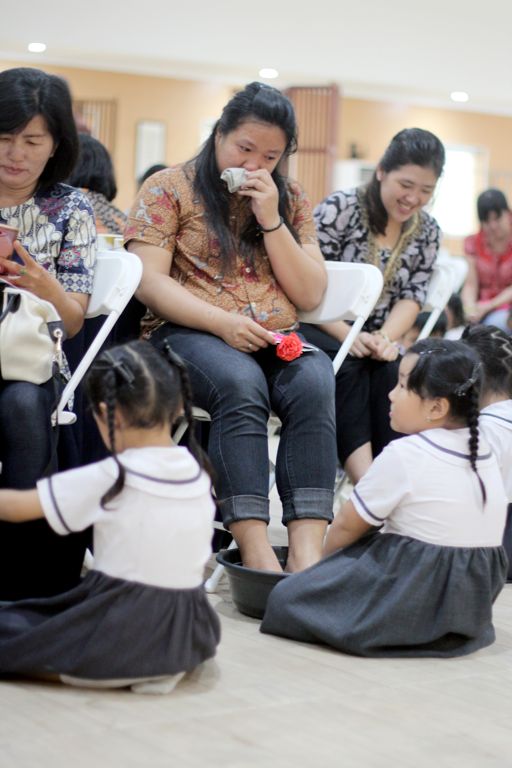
[216,313,276,353]
[238,169,280,230]
[369,332,400,362]
[0,240,88,337]
[349,331,377,358]
[0,240,58,302]
[466,300,491,324]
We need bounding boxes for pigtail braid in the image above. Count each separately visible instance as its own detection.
[101,368,126,508]
[467,383,487,506]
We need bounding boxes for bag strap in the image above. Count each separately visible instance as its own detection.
[0,292,18,324]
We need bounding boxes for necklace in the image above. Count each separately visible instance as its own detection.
[357,188,421,296]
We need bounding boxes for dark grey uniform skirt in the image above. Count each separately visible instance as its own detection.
[0,570,221,679]
[261,533,508,658]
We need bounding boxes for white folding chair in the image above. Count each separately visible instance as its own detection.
[436,248,469,294]
[417,261,455,341]
[54,248,143,425]
[202,261,384,591]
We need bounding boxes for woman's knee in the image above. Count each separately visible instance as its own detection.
[0,382,50,429]
[280,353,335,410]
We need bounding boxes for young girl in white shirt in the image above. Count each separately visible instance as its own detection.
[261,338,508,657]
[462,324,512,581]
[0,340,220,693]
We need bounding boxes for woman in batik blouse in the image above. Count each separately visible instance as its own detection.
[0,67,96,600]
[125,82,337,573]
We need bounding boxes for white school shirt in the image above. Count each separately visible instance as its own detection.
[479,400,512,501]
[351,428,507,547]
[37,446,215,589]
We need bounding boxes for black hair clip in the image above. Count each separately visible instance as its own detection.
[103,352,136,388]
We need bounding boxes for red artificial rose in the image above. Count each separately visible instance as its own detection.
[276,332,303,362]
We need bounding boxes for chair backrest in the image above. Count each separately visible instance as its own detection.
[55,248,143,420]
[299,261,383,373]
[436,248,469,293]
[417,260,455,341]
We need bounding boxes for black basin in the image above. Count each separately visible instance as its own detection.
[216,546,290,619]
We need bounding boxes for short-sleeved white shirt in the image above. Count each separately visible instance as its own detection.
[351,428,507,547]
[479,400,512,501]
[37,446,215,589]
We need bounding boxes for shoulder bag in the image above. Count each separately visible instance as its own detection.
[0,280,65,384]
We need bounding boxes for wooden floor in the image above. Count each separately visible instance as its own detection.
[1,567,512,767]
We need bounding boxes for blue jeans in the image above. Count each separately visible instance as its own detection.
[482,308,511,333]
[152,325,337,527]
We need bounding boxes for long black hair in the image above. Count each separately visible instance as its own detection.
[462,324,512,399]
[407,338,486,504]
[84,339,213,507]
[191,81,299,272]
[0,67,79,192]
[365,127,445,235]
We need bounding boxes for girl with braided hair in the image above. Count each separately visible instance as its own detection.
[462,324,512,581]
[0,340,220,693]
[262,338,508,658]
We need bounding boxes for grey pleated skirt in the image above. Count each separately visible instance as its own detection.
[260,533,508,658]
[0,570,221,679]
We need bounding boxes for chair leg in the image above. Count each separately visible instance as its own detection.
[205,538,237,593]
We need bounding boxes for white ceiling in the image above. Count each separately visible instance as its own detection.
[3,0,512,116]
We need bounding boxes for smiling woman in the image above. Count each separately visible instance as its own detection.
[0,67,96,601]
[301,127,446,484]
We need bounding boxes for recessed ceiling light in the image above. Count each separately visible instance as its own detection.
[28,42,47,53]
[259,68,279,79]
[450,91,469,103]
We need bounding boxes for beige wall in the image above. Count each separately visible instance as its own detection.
[0,59,232,212]
[339,99,512,253]
[4,59,512,252]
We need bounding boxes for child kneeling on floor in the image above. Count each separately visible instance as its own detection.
[0,340,220,693]
[462,324,512,582]
[261,338,508,657]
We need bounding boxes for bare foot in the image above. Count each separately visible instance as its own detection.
[229,519,283,572]
[286,519,328,572]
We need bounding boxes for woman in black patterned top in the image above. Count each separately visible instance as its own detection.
[303,128,445,483]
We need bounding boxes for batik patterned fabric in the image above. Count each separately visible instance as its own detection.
[0,183,96,294]
[124,164,318,336]
[314,188,441,332]
[83,189,127,235]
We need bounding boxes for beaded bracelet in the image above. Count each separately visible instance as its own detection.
[372,329,392,344]
[259,216,284,233]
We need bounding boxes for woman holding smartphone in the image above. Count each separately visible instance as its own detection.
[0,67,96,600]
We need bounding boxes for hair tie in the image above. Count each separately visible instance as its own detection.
[454,363,481,397]
[102,352,136,388]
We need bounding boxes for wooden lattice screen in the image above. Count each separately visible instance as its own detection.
[284,85,340,207]
[73,99,117,154]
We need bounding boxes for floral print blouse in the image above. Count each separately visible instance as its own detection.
[124,164,318,336]
[314,188,441,332]
[0,183,96,295]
